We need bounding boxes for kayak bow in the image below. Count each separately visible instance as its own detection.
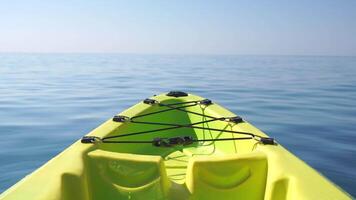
[0,92,352,200]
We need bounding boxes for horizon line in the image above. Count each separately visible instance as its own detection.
[0,51,355,57]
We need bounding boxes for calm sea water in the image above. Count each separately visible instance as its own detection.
[0,53,355,196]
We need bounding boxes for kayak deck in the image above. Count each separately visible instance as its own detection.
[95,96,259,180]
[0,92,352,200]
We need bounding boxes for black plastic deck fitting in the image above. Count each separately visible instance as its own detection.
[260,137,276,145]
[227,116,244,123]
[112,115,130,122]
[152,136,194,147]
[166,91,188,97]
[81,136,101,144]
[143,98,158,105]
[200,99,213,106]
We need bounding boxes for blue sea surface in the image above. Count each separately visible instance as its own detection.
[0,54,355,196]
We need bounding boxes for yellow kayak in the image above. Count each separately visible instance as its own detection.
[0,92,352,200]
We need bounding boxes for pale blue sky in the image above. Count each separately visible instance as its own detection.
[1,0,356,55]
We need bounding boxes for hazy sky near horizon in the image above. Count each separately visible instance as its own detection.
[1,0,356,56]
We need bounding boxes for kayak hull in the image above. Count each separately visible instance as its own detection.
[0,93,352,200]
